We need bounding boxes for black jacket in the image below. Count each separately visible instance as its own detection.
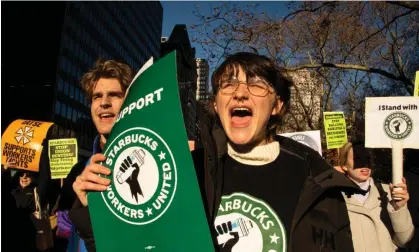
[69,104,362,252]
[194,104,361,252]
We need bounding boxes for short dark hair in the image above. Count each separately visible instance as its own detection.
[81,58,134,101]
[211,52,292,133]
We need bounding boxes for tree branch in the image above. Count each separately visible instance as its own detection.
[344,9,414,60]
[283,63,413,87]
[387,1,419,10]
[282,2,337,23]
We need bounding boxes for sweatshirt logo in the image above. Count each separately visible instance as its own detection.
[101,127,177,225]
[215,193,286,252]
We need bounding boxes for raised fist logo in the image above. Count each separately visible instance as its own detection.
[216,221,240,252]
[116,149,145,202]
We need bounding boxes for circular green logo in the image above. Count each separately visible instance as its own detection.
[101,127,177,225]
[383,112,413,140]
[215,193,286,252]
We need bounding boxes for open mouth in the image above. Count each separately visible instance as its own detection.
[230,107,253,127]
[360,169,370,175]
[99,112,115,120]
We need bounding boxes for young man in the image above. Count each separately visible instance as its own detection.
[67,59,133,251]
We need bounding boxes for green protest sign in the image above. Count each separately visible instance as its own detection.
[48,138,77,179]
[88,52,214,252]
[323,112,348,149]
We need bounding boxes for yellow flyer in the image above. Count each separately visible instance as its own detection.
[1,119,54,172]
[323,112,348,149]
[48,138,78,179]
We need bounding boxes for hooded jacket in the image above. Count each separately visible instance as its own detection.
[195,104,362,252]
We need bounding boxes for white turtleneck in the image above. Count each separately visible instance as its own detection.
[227,141,280,166]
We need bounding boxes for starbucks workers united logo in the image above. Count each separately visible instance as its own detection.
[384,112,413,140]
[215,193,286,252]
[101,127,177,225]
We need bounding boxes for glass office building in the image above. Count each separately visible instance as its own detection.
[2,2,163,159]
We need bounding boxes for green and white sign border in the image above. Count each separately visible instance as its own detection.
[100,127,178,225]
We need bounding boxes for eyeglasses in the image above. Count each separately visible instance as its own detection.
[19,173,31,178]
[219,77,275,97]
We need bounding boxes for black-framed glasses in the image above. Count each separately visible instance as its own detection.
[219,77,275,97]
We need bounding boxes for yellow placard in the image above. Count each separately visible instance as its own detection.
[323,112,348,149]
[414,71,419,97]
[1,119,54,172]
[48,138,78,179]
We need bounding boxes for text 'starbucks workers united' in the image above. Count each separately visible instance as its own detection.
[87,52,214,252]
[102,127,177,225]
[215,193,286,252]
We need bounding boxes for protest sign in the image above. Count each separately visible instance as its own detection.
[323,112,348,149]
[414,71,418,97]
[365,97,419,148]
[365,96,419,186]
[279,130,322,155]
[88,52,214,252]
[1,119,54,171]
[48,138,78,179]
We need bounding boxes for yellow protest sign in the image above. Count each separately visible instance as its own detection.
[323,112,348,149]
[1,119,54,172]
[48,138,78,179]
[414,71,419,97]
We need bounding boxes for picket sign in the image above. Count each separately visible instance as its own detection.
[365,96,419,198]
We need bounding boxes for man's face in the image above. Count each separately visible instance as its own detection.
[91,78,125,137]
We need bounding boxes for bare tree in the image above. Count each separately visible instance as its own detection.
[191,1,419,136]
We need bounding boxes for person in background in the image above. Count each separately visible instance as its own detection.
[2,161,37,251]
[338,141,414,252]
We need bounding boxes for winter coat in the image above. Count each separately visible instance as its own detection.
[343,178,414,252]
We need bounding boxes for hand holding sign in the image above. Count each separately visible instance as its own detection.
[73,153,111,206]
[390,178,410,209]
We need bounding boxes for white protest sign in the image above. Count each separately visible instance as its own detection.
[365,97,419,148]
[365,96,419,186]
[279,130,322,155]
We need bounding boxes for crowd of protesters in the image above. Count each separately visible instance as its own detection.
[2,55,418,252]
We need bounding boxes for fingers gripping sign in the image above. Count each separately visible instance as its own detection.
[73,153,111,206]
[116,149,146,202]
[390,177,410,211]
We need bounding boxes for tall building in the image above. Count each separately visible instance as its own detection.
[161,25,197,140]
[196,58,209,101]
[2,2,163,159]
[281,70,323,133]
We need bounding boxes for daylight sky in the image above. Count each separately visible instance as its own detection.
[161,1,291,59]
